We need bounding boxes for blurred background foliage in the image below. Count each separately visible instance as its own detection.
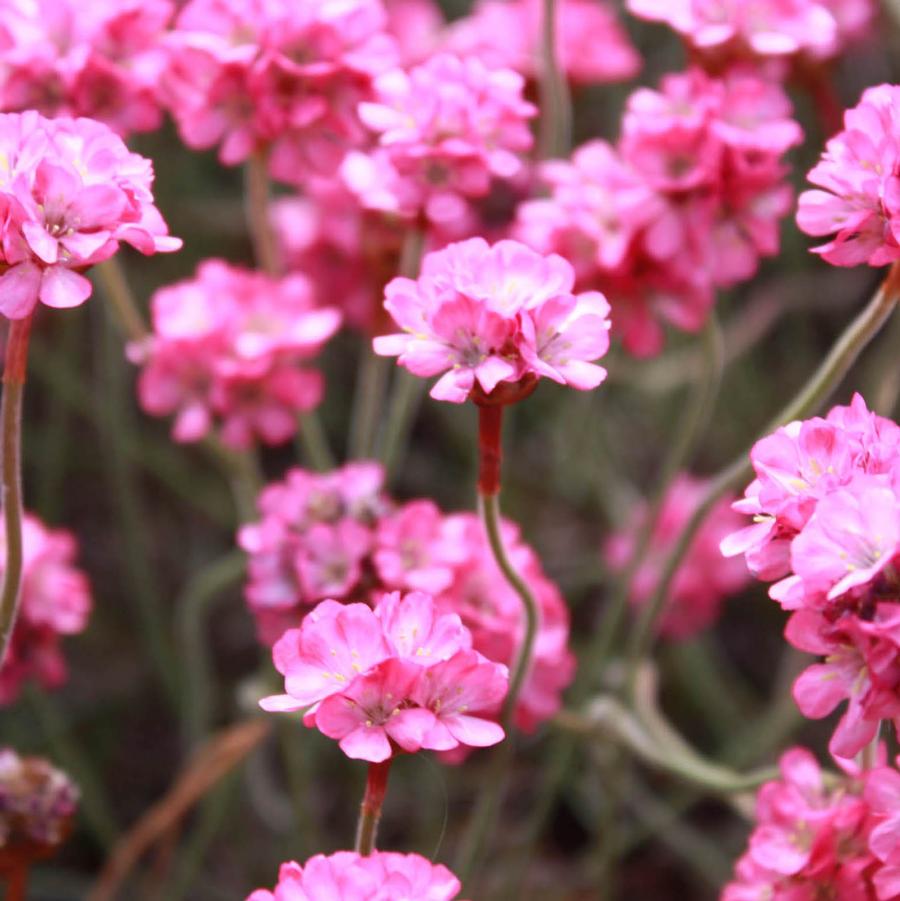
[7,2,900,899]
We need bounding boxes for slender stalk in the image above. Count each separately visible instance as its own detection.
[537,0,572,160]
[298,411,335,472]
[624,262,900,682]
[244,149,280,278]
[477,405,504,497]
[0,315,32,666]
[355,761,392,855]
[5,863,28,901]
[348,349,391,460]
[94,258,148,343]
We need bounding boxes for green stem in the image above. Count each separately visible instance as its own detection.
[355,760,391,855]
[624,262,900,682]
[537,0,572,160]
[298,412,335,472]
[0,315,32,666]
[348,349,391,460]
[201,437,261,523]
[94,258,148,343]
[177,551,246,750]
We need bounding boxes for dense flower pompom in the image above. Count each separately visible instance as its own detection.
[162,0,398,181]
[373,237,611,402]
[797,84,900,267]
[516,67,801,355]
[604,474,750,639]
[247,851,463,900]
[0,112,181,319]
[0,0,174,136]
[723,394,900,758]
[722,747,891,899]
[130,259,341,450]
[0,514,92,705]
[343,53,536,228]
[0,749,78,851]
[240,466,576,731]
[626,0,874,64]
[259,590,508,761]
[446,0,640,86]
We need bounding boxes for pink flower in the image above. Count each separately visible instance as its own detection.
[604,474,750,639]
[373,237,611,402]
[0,0,174,136]
[866,764,900,869]
[346,53,536,225]
[162,0,398,180]
[247,850,463,900]
[446,0,639,86]
[0,514,92,705]
[0,112,180,318]
[132,260,340,449]
[797,84,900,267]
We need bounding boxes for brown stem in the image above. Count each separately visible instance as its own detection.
[477,404,503,497]
[354,760,392,856]
[0,314,32,667]
[5,861,29,901]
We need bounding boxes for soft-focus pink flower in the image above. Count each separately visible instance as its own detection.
[797,84,900,268]
[0,112,180,319]
[247,851,463,900]
[132,260,340,449]
[446,0,639,86]
[163,0,398,180]
[604,474,750,639]
[0,0,174,136]
[373,237,611,402]
[346,53,536,227]
[0,514,92,705]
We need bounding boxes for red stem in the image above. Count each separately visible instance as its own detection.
[355,760,392,856]
[477,404,503,497]
[5,862,29,901]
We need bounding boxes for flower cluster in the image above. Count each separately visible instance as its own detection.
[604,474,750,639]
[722,394,900,758]
[0,514,92,705]
[797,84,900,268]
[161,0,398,182]
[723,747,893,898]
[0,0,174,136]
[627,0,874,65]
[0,748,78,850]
[446,0,640,87]
[516,67,801,355]
[240,464,575,731]
[248,851,462,900]
[130,259,341,449]
[373,237,611,402]
[0,111,180,319]
[260,590,508,762]
[343,53,536,228]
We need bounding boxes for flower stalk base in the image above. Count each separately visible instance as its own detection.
[355,760,392,856]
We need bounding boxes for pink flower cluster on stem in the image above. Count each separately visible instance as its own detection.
[723,746,900,899]
[516,67,802,355]
[247,851,463,900]
[161,0,398,182]
[0,111,180,319]
[130,259,341,449]
[260,590,508,762]
[722,394,900,759]
[239,464,575,732]
[604,474,751,639]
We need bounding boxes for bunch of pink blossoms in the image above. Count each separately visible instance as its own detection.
[723,747,893,898]
[797,84,900,267]
[162,0,398,182]
[604,474,750,639]
[445,0,639,87]
[722,394,900,758]
[260,590,508,762]
[627,0,874,65]
[342,54,536,228]
[239,464,575,731]
[130,259,341,449]
[0,514,91,705]
[248,851,462,900]
[0,112,181,319]
[373,237,611,402]
[0,0,174,136]
[516,67,801,355]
